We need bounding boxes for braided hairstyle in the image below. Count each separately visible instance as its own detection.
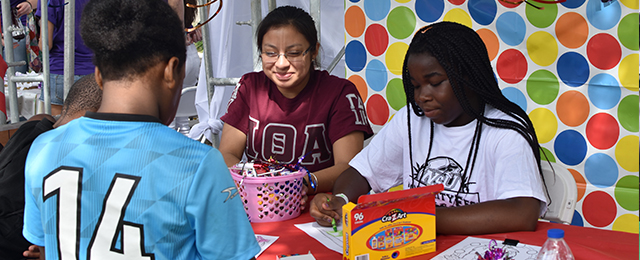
[402,21,545,190]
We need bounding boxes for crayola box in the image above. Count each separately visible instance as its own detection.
[342,184,443,260]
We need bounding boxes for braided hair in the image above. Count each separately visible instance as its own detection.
[402,22,545,196]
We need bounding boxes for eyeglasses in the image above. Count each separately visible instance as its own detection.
[261,46,312,64]
[185,0,223,32]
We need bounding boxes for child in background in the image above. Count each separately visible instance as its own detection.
[22,0,260,259]
[219,6,373,195]
[310,21,547,235]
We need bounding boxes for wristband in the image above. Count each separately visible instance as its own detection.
[308,172,318,192]
[334,193,349,204]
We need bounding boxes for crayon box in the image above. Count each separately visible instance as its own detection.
[342,184,443,260]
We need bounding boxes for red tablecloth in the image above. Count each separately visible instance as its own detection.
[252,212,638,260]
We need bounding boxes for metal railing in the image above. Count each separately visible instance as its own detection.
[1,0,53,125]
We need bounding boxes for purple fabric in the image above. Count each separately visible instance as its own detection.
[35,0,94,75]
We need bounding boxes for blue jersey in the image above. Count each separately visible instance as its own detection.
[23,113,260,260]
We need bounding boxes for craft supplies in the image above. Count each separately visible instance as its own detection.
[230,158,311,223]
[342,184,443,260]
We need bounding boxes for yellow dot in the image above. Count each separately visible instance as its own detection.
[443,8,472,28]
[619,54,639,92]
[386,42,409,75]
[615,135,639,172]
[612,214,639,234]
[529,108,558,144]
[527,31,558,67]
[395,0,411,3]
[619,0,639,9]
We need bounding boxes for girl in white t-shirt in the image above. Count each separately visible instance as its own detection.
[310,21,548,235]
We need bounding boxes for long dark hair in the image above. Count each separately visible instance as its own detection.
[402,22,545,198]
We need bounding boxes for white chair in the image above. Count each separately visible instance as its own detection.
[540,161,578,224]
[173,86,198,136]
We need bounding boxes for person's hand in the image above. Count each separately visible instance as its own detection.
[299,183,308,211]
[23,245,40,259]
[16,2,33,17]
[309,193,345,227]
[187,28,202,44]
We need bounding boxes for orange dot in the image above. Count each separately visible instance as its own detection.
[555,12,589,49]
[348,74,368,101]
[568,168,586,201]
[477,28,499,61]
[345,6,366,38]
[556,90,590,127]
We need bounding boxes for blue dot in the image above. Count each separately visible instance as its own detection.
[415,0,444,23]
[554,130,587,166]
[496,12,527,46]
[345,40,367,72]
[502,87,527,112]
[588,73,621,110]
[557,52,590,87]
[468,0,497,26]
[364,0,391,22]
[586,0,621,30]
[366,59,387,92]
[570,211,584,226]
[349,0,360,2]
[584,153,619,188]
[562,0,585,8]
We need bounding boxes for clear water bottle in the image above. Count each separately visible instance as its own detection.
[536,229,575,260]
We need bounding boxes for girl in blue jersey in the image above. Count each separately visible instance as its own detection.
[23,0,260,259]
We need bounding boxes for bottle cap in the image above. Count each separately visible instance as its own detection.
[547,229,565,239]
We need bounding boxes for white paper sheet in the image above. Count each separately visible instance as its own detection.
[255,234,279,258]
[294,222,343,253]
[431,237,541,260]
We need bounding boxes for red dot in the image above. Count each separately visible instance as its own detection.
[587,33,621,70]
[366,94,390,126]
[496,49,528,84]
[448,0,466,5]
[497,0,520,8]
[365,24,389,57]
[586,113,619,150]
[582,191,617,227]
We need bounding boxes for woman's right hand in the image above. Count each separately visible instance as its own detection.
[309,193,346,227]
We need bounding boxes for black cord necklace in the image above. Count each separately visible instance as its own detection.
[410,113,483,207]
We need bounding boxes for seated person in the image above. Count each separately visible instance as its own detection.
[22,0,260,259]
[310,21,548,235]
[219,6,373,195]
[0,73,102,259]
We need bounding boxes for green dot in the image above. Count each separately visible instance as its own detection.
[618,95,639,132]
[386,78,407,111]
[540,146,556,163]
[527,70,559,105]
[618,13,639,51]
[387,6,416,40]
[525,2,558,28]
[615,175,639,211]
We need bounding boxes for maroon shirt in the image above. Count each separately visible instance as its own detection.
[222,70,373,172]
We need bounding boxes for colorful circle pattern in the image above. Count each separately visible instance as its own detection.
[345,0,639,232]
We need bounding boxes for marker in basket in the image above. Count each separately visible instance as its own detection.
[327,197,337,232]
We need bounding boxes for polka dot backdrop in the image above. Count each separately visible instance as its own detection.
[344,0,639,233]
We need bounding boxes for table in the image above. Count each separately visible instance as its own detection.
[252,211,638,260]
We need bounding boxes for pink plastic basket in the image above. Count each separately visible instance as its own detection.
[230,170,305,223]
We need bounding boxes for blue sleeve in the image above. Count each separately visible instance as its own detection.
[186,148,260,259]
[22,140,46,246]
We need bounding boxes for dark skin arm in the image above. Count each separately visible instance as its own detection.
[310,167,542,235]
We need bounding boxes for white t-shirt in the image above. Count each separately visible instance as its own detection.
[350,105,547,214]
